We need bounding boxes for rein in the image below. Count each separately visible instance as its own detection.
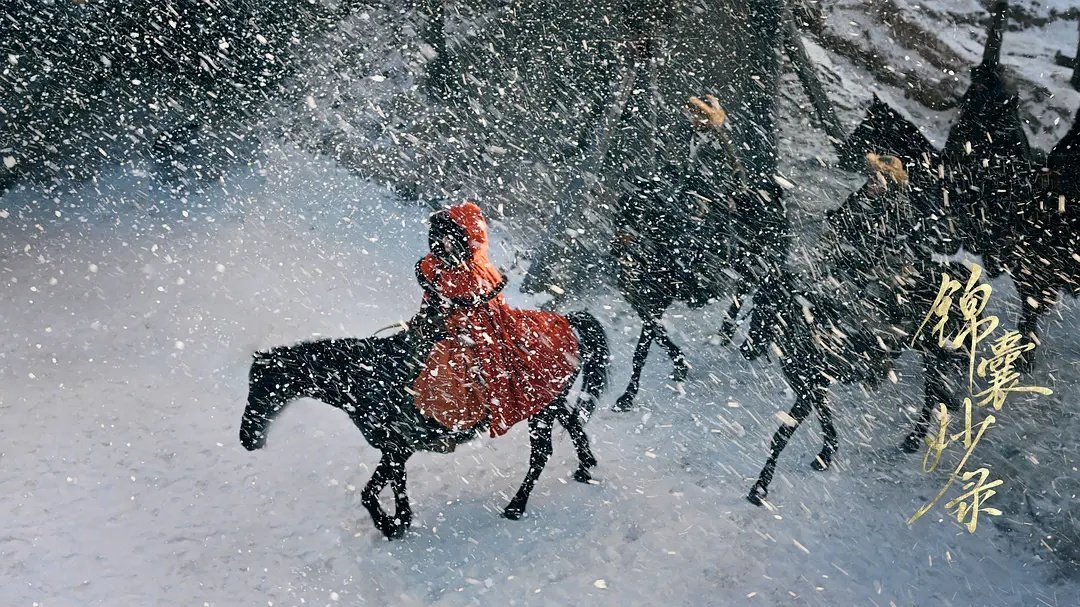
[372,322,409,336]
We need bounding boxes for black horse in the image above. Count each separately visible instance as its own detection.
[936,1,1077,369]
[610,111,789,412]
[239,308,609,539]
[835,6,1079,370]
[610,179,788,411]
[1016,106,1080,365]
[745,167,969,506]
[941,2,1038,271]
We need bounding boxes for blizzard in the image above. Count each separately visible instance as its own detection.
[3,1,1080,605]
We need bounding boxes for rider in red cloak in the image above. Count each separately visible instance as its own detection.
[414,202,580,437]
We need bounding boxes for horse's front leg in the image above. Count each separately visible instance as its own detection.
[1015,281,1044,373]
[503,409,556,520]
[652,322,689,383]
[740,282,779,361]
[614,320,656,412]
[388,451,413,536]
[554,399,597,483]
[717,283,750,345]
[903,353,951,453]
[811,397,838,471]
[748,386,822,506]
[361,448,413,539]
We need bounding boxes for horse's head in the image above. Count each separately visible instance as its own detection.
[838,95,935,173]
[240,398,281,451]
[960,63,1014,116]
[946,89,1031,163]
[838,95,894,171]
[1048,107,1080,198]
[239,351,289,451]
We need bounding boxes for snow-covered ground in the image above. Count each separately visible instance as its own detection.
[2,141,1079,605]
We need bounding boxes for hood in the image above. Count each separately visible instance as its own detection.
[447,202,489,254]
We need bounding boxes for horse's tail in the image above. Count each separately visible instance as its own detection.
[567,311,609,422]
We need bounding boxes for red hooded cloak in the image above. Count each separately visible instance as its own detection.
[413,202,580,437]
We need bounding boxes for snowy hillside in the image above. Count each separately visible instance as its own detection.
[2,1,1080,605]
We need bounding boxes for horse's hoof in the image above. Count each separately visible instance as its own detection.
[672,360,690,383]
[573,467,592,483]
[501,507,524,520]
[714,334,731,348]
[371,518,394,539]
[810,452,834,471]
[716,321,737,346]
[901,433,922,454]
[613,394,636,412]
[747,484,768,507]
[383,522,409,540]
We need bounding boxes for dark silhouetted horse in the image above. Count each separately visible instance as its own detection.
[239,308,609,539]
[1017,106,1080,365]
[744,172,969,506]
[836,2,1079,370]
[609,107,790,412]
[941,1,1037,271]
[610,173,788,411]
[937,1,1076,369]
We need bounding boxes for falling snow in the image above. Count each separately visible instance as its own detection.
[2,1,1079,606]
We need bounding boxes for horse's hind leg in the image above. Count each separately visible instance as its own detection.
[811,398,838,471]
[361,453,394,535]
[614,321,655,412]
[717,299,742,345]
[361,448,413,539]
[748,388,821,506]
[555,402,597,483]
[503,409,556,520]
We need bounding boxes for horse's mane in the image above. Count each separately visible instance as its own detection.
[252,333,398,369]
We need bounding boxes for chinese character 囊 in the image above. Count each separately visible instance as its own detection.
[973,330,1053,411]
